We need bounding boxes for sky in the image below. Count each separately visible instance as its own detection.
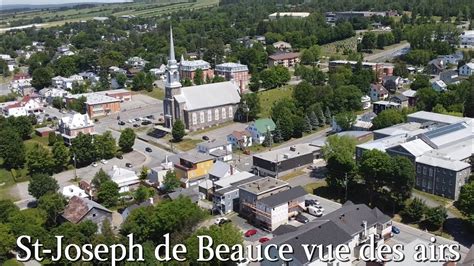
[2,0,130,6]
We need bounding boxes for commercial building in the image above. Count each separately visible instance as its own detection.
[253,143,321,177]
[214,62,249,92]
[57,113,95,145]
[212,172,261,214]
[268,12,310,20]
[65,89,131,118]
[357,112,473,199]
[262,201,392,265]
[268,52,300,68]
[372,100,401,115]
[179,58,214,81]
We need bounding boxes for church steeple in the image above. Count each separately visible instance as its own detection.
[168,25,176,65]
[165,24,181,88]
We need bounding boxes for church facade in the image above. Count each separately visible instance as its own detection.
[163,27,241,131]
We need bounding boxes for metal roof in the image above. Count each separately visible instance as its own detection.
[175,81,241,111]
[258,186,307,208]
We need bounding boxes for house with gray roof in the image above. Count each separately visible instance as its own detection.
[61,196,112,229]
[262,201,392,265]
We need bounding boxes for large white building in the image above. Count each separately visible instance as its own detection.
[108,165,140,193]
[57,113,95,145]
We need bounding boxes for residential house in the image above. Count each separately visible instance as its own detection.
[255,186,307,231]
[262,201,392,265]
[121,198,153,221]
[9,73,32,92]
[460,30,474,48]
[1,95,42,117]
[57,45,74,56]
[361,95,371,110]
[6,60,16,72]
[227,130,252,149]
[149,64,167,80]
[197,139,233,162]
[438,52,464,65]
[214,62,249,92]
[108,165,140,193]
[372,100,401,115]
[62,185,89,199]
[402,89,417,107]
[440,70,463,85]
[381,75,402,92]
[208,161,238,181]
[268,52,300,68]
[166,187,200,203]
[179,57,214,81]
[427,58,446,75]
[253,144,321,177]
[126,56,148,69]
[174,153,215,187]
[61,196,112,228]
[148,157,174,188]
[213,174,261,214]
[389,94,408,108]
[39,87,71,104]
[58,113,95,144]
[272,41,292,51]
[432,80,448,92]
[246,118,276,144]
[459,62,474,76]
[370,83,389,102]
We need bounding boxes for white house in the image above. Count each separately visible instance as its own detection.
[108,165,140,193]
[361,95,371,110]
[246,118,276,144]
[432,80,448,92]
[1,95,42,117]
[459,62,474,76]
[149,64,167,79]
[39,87,71,103]
[62,185,89,199]
[438,52,464,65]
[148,157,174,188]
[126,56,148,69]
[227,130,252,149]
[197,139,233,162]
[460,30,474,48]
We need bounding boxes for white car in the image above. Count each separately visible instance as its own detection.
[100,159,108,164]
[214,217,229,225]
[91,162,98,167]
[128,119,134,123]
[307,206,323,217]
[315,205,325,212]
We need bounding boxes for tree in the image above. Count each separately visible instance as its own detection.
[134,186,153,204]
[7,116,33,140]
[212,76,225,83]
[372,109,405,129]
[162,170,180,192]
[139,166,149,180]
[172,119,186,142]
[182,78,193,87]
[54,56,78,77]
[26,143,54,175]
[359,149,392,205]
[334,112,356,131]
[185,224,243,264]
[52,141,70,172]
[416,87,439,111]
[94,131,117,160]
[0,223,15,260]
[28,173,59,199]
[71,133,97,166]
[262,129,273,147]
[324,106,332,124]
[401,198,427,223]
[411,74,430,90]
[303,114,312,132]
[119,128,136,153]
[115,73,127,87]
[31,67,53,89]
[300,45,321,65]
[241,93,260,121]
[456,181,474,217]
[132,72,153,91]
[322,135,357,192]
[424,206,448,230]
[97,180,119,208]
[0,128,25,169]
[91,168,111,191]
[394,62,409,78]
[293,81,316,111]
[37,193,67,227]
[389,156,415,205]
[67,96,87,114]
[360,32,377,50]
[309,111,319,129]
[193,68,204,85]
[48,132,58,146]
[277,115,294,141]
[273,121,283,143]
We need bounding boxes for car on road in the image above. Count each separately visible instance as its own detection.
[118,121,125,126]
[295,213,309,224]
[125,163,133,168]
[392,226,400,234]
[91,162,98,167]
[133,124,140,128]
[141,120,152,125]
[145,147,152,152]
[128,119,134,123]
[214,217,230,225]
[258,237,271,243]
[100,159,108,164]
[146,115,155,120]
[202,135,209,140]
[244,229,257,237]
[116,154,123,159]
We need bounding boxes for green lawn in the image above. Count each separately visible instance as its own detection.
[172,138,202,151]
[0,168,23,201]
[140,89,165,100]
[303,180,328,194]
[279,169,305,181]
[24,135,50,150]
[257,86,294,118]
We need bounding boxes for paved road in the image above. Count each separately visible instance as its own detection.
[364,42,410,62]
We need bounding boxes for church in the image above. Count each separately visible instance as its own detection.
[163,27,241,132]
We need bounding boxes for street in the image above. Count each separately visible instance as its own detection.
[364,42,410,62]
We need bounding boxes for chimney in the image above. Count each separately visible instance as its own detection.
[230,165,234,175]
[363,220,368,237]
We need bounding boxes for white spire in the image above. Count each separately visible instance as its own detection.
[180,54,185,63]
[169,25,176,63]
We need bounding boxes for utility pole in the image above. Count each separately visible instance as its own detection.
[344,173,348,202]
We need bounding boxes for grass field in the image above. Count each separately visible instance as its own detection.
[140,88,165,100]
[0,0,219,30]
[257,86,294,118]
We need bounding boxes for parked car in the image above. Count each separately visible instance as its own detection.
[116,154,123,159]
[128,119,134,123]
[307,206,323,217]
[314,205,325,212]
[244,229,257,237]
[202,135,209,140]
[295,213,309,224]
[258,237,271,243]
[118,121,126,126]
[392,226,400,234]
[145,147,152,152]
[100,159,108,164]
[125,163,133,168]
[141,120,152,125]
[91,162,98,167]
[133,124,140,128]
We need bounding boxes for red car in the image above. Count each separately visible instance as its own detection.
[244,229,257,237]
[259,237,271,243]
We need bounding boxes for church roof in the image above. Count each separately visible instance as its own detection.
[175,81,241,111]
